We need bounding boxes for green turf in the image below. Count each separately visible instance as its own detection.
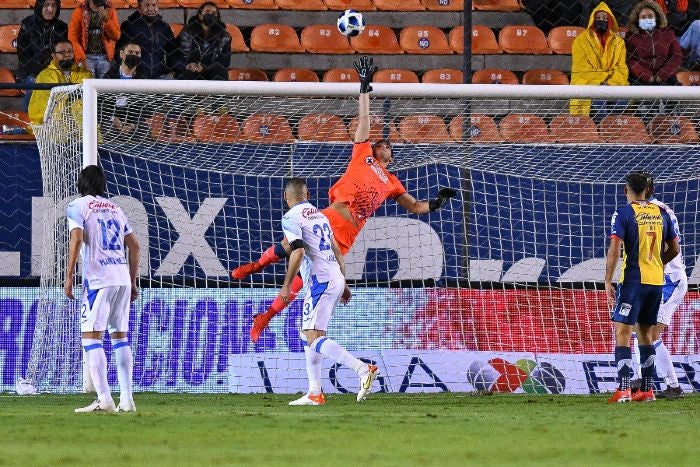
[1,393,698,466]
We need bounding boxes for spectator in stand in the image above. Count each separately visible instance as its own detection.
[28,40,92,125]
[178,2,232,80]
[626,1,682,86]
[679,19,700,69]
[522,0,582,34]
[16,0,68,111]
[570,2,629,117]
[653,0,691,34]
[68,0,121,79]
[117,0,180,79]
[102,42,145,137]
[581,0,637,29]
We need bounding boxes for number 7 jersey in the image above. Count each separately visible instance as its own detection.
[281,201,342,284]
[66,195,133,289]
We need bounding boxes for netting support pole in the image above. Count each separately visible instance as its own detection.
[82,81,98,168]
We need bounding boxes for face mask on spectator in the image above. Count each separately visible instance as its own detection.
[639,18,656,31]
[594,19,608,33]
[124,55,140,68]
[58,59,73,71]
[202,14,217,26]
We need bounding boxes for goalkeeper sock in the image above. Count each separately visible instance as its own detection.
[639,344,656,392]
[266,274,304,316]
[111,337,133,400]
[82,338,111,403]
[301,333,322,395]
[614,346,632,391]
[653,339,678,387]
[313,337,366,375]
[631,333,642,380]
[257,243,287,267]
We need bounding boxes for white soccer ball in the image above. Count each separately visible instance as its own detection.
[337,9,365,37]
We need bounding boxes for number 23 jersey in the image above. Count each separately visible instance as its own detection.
[66,195,133,289]
[282,201,342,284]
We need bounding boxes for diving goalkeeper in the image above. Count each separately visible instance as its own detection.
[231,56,456,342]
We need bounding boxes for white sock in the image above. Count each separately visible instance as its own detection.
[654,339,679,388]
[631,333,642,380]
[313,337,367,375]
[111,337,133,401]
[82,338,111,404]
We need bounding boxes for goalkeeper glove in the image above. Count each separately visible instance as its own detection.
[428,188,456,212]
[354,55,377,94]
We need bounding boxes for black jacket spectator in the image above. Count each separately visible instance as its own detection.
[117,11,180,78]
[16,0,68,80]
[178,12,231,80]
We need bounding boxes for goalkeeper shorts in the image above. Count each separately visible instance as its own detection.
[322,207,360,255]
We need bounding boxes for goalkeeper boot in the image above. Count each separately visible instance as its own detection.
[250,311,274,343]
[289,393,326,406]
[607,388,632,403]
[357,364,380,402]
[631,389,656,402]
[655,386,683,400]
[231,261,264,280]
[75,398,117,413]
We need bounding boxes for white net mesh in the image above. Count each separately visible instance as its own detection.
[27,81,700,395]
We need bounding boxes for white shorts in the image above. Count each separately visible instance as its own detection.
[80,285,131,334]
[657,275,688,325]
[301,274,344,332]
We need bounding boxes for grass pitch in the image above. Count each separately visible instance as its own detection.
[1,392,698,466]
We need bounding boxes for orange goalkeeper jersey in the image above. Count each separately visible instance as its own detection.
[328,142,407,229]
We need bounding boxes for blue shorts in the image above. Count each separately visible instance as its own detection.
[611,282,662,326]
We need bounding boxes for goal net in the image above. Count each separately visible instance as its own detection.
[25,80,700,395]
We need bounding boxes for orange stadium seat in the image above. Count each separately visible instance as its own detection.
[0,111,33,141]
[374,68,419,83]
[449,115,503,143]
[598,115,652,144]
[399,115,451,143]
[300,25,353,54]
[421,0,464,11]
[473,0,522,11]
[228,0,278,8]
[0,68,22,97]
[0,1,30,7]
[0,25,20,53]
[400,26,452,54]
[109,0,137,8]
[170,23,184,38]
[522,69,569,85]
[373,0,425,10]
[548,115,600,143]
[547,26,584,55]
[228,68,268,81]
[647,115,699,144]
[151,0,179,7]
[499,113,551,143]
[348,115,400,141]
[192,114,240,143]
[298,113,350,142]
[273,68,319,82]
[617,25,629,39]
[225,24,250,52]
[250,24,304,52]
[499,25,551,54]
[242,114,293,143]
[323,68,359,82]
[422,68,464,84]
[147,113,196,143]
[179,0,228,7]
[350,25,403,54]
[676,71,700,86]
[57,0,82,6]
[451,26,502,54]
[323,0,376,10]
[276,0,327,9]
[471,68,518,84]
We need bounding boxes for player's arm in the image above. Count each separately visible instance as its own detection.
[604,236,622,306]
[281,240,305,304]
[395,188,457,214]
[124,233,140,302]
[353,56,377,143]
[64,228,83,300]
[330,236,352,304]
[662,236,680,265]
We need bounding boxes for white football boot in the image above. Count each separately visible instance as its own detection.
[357,364,379,402]
[75,398,117,413]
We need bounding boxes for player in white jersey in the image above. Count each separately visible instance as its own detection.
[631,174,687,399]
[280,178,379,406]
[65,165,141,413]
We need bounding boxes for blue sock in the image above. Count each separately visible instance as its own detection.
[615,346,632,391]
[638,345,656,392]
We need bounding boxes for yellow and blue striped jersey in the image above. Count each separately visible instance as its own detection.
[610,201,677,285]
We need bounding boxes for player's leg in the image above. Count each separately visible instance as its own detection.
[630,329,642,392]
[250,273,304,343]
[652,277,687,399]
[231,239,290,279]
[289,330,325,406]
[108,285,135,412]
[632,285,663,402]
[75,287,117,413]
[608,283,638,403]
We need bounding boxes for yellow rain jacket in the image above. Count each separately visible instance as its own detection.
[28,62,92,124]
[570,2,628,115]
